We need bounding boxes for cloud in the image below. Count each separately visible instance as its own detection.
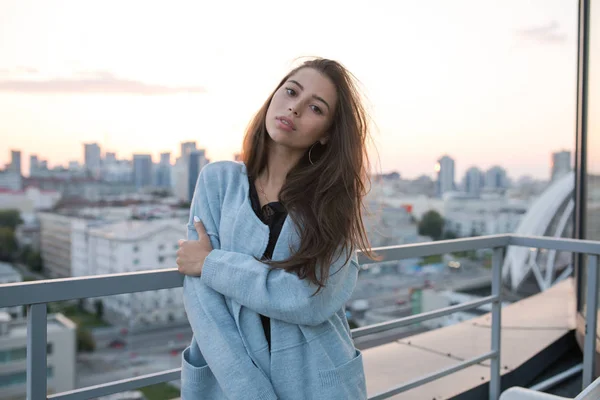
[517,20,568,44]
[0,70,206,95]
[0,66,40,77]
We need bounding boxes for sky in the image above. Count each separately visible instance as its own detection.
[0,0,584,180]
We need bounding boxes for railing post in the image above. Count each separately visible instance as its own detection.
[583,255,599,388]
[490,247,504,400]
[27,303,47,400]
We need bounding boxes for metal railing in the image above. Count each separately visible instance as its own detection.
[1,234,599,400]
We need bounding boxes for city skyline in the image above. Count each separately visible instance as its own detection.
[0,0,586,179]
[2,144,569,184]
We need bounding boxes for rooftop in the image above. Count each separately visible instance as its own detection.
[0,313,76,340]
[88,218,185,241]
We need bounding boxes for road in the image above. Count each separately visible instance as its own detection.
[93,324,193,356]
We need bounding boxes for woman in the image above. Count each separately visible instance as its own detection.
[176,58,377,400]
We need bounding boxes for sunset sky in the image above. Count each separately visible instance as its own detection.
[0,0,584,179]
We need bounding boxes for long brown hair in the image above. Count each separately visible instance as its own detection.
[242,58,378,291]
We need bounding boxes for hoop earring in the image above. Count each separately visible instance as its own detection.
[308,143,318,165]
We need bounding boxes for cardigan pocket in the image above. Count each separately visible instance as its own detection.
[181,346,221,399]
[317,349,367,400]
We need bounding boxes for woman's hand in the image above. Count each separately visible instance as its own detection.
[176,217,213,276]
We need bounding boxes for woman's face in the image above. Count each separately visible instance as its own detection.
[265,68,338,151]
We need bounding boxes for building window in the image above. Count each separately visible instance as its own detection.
[133,245,139,252]
[0,347,27,363]
[0,370,26,387]
[134,259,139,265]
[47,343,53,355]
[158,256,165,263]
[158,244,165,251]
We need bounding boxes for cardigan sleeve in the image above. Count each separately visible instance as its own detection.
[201,246,360,326]
[183,165,277,400]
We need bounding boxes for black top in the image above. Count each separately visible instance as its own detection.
[248,175,288,349]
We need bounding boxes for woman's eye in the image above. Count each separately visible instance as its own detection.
[310,105,322,114]
[286,88,296,96]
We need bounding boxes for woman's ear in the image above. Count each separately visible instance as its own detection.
[320,136,330,145]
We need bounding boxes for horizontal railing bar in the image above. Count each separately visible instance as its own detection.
[509,235,600,255]
[357,234,510,265]
[0,269,183,308]
[352,295,498,339]
[368,350,497,399]
[1,235,598,310]
[48,368,181,400]
[529,363,583,392]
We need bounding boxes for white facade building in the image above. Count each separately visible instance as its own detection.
[84,143,102,177]
[0,171,22,191]
[81,219,187,327]
[38,212,78,279]
[436,156,455,197]
[443,193,528,237]
[0,263,23,318]
[0,312,76,399]
[462,167,484,197]
[102,160,133,183]
[366,179,445,220]
[484,166,508,192]
[0,187,61,220]
[551,150,571,181]
[39,212,109,279]
[173,157,188,202]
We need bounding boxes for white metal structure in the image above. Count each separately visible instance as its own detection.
[502,173,575,291]
[500,376,600,400]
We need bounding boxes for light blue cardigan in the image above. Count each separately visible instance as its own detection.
[180,160,366,400]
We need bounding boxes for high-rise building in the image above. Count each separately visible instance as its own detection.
[133,154,153,189]
[160,152,171,165]
[551,150,571,181]
[180,141,197,158]
[29,155,39,176]
[104,152,117,164]
[10,150,21,176]
[155,152,172,188]
[485,166,508,191]
[435,155,455,197]
[463,167,484,197]
[188,150,208,202]
[84,143,102,177]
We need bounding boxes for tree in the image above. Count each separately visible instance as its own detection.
[418,210,445,241]
[77,327,96,352]
[95,300,104,319]
[27,250,43,272]
[18,244,31,265]
[0,210,22,230]
[0,227,17,261]
[443,230,458,240]
[18,245,43,272]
